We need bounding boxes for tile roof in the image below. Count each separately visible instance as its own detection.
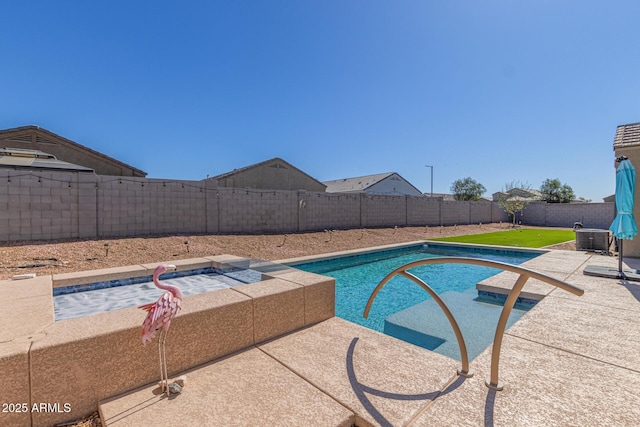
[323,172,423,195]
[613,122,640,148]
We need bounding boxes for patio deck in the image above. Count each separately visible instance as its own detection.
[99,250,640,426]
[2,248,640,426]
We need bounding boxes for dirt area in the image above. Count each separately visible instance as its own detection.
[0,224,575,281]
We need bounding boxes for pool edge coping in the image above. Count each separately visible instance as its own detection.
[276,240,430,266]
[277,241,549,267]
[423,240,549,254]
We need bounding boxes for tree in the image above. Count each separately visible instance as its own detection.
[540,178,575,203]
[450,177,486,201]
[496,180,534,227]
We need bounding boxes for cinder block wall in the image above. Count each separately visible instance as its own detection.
[96,177,207,237]
[303,192,361,230]
[519,202,546,226]
[216,188,297,233]
[0,170,611,241]
[545,202,615,229]
[492,202,510,223]
[441,201,470,225]
[361,194,407,227]
[469,200,493,224]
[521,202,615,229]
[0,172,82,240]
[407,196,441,225]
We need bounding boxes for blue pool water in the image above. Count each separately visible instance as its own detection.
[295,244,539,360]
[53,267,262,321]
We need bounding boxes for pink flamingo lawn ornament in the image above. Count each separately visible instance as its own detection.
[139,264,183,396]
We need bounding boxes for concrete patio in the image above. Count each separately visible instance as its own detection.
[99,248,640,426]
[2,245,640,426]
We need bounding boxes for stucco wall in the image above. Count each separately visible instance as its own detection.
[613,146,640,256]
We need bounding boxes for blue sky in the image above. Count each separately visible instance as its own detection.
[2,1,639,201]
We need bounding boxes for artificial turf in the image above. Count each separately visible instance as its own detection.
[428,228,576,248]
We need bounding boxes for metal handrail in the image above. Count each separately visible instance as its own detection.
[363,256,584,391]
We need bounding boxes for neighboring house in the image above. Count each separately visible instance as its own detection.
[607,122,640,205]
[0,147,94,173]
[323,172,423,196]
[0,125,146,177]
[204,157,326,192]
[425,192,456,201]
[492,188,542,202]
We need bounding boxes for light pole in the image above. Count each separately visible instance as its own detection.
[425,165,433,197]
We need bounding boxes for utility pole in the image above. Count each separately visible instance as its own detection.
[425,165,433,197]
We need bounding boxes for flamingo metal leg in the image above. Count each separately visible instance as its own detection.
[157,331,165,393]
[161,330,170,396]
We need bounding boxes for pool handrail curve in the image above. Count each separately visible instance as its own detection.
[362,256,584,391]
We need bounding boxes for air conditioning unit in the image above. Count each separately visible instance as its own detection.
[575,229,611,252]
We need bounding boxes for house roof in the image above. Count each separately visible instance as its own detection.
[0,147,95,172]
[323,172,395,193]
[205,157,326,188]
[492,188,542,198]
[323,172,423,195]
[425,192,456,201]
[613,122,640,148]
[524,189,542,197]
[0,125,146,176]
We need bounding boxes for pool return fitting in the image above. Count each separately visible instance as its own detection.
[363,257,584,390]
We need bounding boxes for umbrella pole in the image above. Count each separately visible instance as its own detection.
[618,239,625,278]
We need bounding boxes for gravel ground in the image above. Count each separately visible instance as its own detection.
[0,223,574,281]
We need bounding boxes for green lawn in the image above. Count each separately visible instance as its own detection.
[429,228,576,248]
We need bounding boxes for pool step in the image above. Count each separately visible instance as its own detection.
[384,288,527,361]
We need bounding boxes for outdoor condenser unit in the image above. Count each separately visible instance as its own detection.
[575,229,611,252]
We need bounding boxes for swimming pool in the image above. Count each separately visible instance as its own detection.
[53,243,541,361]
[294,244,540,361]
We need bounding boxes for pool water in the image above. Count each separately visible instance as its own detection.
[295,244,539,361]
[53,268,262,321]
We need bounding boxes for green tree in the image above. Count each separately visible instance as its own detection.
[450,177,486,201]
[496,180,534,227]
[540,178,575,203]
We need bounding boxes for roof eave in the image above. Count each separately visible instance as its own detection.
[0,126,147,176]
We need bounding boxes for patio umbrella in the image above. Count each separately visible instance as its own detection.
[609,157,638,277]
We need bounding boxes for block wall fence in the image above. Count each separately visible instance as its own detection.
[0,170,614,241]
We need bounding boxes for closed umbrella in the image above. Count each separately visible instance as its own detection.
[609,156,638,278]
